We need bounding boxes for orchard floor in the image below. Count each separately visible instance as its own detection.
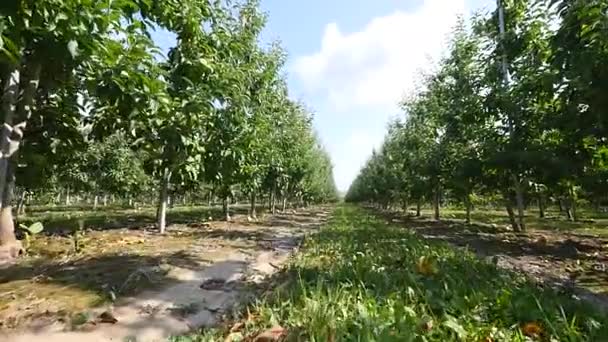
[173,205,608,341]
[0,205,332,342]
[385,208,608,310]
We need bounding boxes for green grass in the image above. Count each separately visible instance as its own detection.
[174,205,608,341]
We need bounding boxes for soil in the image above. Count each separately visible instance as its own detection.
[0,206,331,342]
[385,212,608,312]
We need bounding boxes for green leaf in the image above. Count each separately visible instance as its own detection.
[443,315,467,339]
[20,222,44,235]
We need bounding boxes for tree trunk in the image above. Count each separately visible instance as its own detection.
[569,186,578,222]
[65,186,71,206]
[506,203,519,232]
[282,197,287,212]
[157,168,170,234]
[538,194,545,218]
[0,162,20,256]
[103,194,108,206]
[512,175,526,231]
[416,200,421,217]
[16,190,26,219]
[223,196,230,221]
[250,192,257,219]
[93,195,99,210]
[433,186,440,221]
[558,199,563,213]
[565,201,573,221]
[0,63,40,254]
[465,194,472,224]
[271,183,277,215]
[0,68,20,249]
[401,199,408,214]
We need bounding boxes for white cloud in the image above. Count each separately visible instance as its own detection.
[292,0,474,191]
[293,0,466,113]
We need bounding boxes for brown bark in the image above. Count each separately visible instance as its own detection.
[416,200,421,217]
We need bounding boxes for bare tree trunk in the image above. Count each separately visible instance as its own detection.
[65,186,71,206]
[16,190,26,219]
[558,199,564,213]
[282,197,287,212]
[250,192,257,219]
[157,168,170,234]
[513,176,526,231]
[569,186,578,222]
[416,200,421,217]
[271,183,276,215]
[0,63,40,254]
[103,194,108,206]
[0,68,20,249]
[565,202,573,221]
[506,203,519,231]
[433,186,440,221]
[93,195,99,210]
[465,194,472,224]
[538,194,545,218]
[223,196,230,221]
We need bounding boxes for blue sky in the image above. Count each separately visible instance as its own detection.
[152,0,494,191]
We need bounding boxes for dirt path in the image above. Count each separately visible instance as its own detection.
[1,207,332,342]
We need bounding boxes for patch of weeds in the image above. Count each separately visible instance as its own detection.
[175,205,608,341]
